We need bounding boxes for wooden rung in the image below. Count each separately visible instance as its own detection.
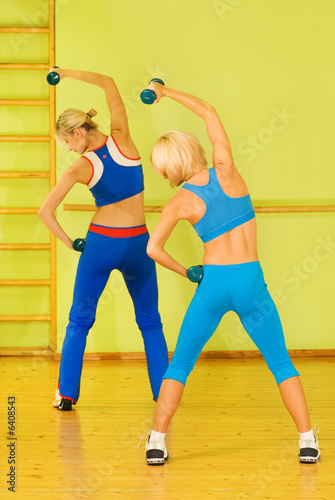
[0,99,50,106]
[0,315,51,322]
[0,63,49,70]
[63,204,96,212]
[63,203,335,213]
[63,204,166,213]
[0,27,49,34]
[0,136,50,142]
[254,205,335,213]
[0,279,51,286]
[0,207,39,214]
[144,205,167,213]
[0,244,50,250]
[0,171,50,178]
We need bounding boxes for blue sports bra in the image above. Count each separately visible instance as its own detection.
[182,167,255,243]
[82,135,144,207]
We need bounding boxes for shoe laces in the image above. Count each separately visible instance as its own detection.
[138,431,150,450]
[312,424,320,436]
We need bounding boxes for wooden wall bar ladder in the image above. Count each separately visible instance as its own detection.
[0,0,56,356]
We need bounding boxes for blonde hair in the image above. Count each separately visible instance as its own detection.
[55,108,98,145]
[150,131,208,186]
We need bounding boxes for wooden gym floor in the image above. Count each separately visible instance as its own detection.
[0,356,333,500]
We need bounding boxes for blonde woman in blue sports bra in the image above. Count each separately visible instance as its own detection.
[39,69,168,410]
[142,82,320,465]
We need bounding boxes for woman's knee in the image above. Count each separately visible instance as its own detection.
[163,355,196,386]
[67,306,96,335]
[268,358,300,385]
[136,309,163,333]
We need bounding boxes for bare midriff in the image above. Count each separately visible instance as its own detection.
[91,191,146,228]
[202,217,259,265]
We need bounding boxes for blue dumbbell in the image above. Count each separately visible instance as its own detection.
[47,66,60,86]
[187,265,204,283]
[73,238,86,252]
[140,78,165,104]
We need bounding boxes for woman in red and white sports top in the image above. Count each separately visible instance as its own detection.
[39,68,168,410]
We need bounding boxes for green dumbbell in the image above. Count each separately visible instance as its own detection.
[47,66,60,86]
[140,78,165,104]
[187,265,204,283]
[73,238,86,252]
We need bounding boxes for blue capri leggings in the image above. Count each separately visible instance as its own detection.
[164,261,299,386]
[58,224,169,403]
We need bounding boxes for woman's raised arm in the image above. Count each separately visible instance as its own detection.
[146,82,234,167]
[53,68,130,139]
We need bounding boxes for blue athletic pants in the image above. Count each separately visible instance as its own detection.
[58,224,169,403]
[164,261,299,386]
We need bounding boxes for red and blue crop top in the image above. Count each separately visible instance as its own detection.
[182,167,255,243]
[82,135,144,207]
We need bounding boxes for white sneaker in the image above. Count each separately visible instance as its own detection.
[53,390,62,407]
[145,435,169,466]
[299,433,320,463]
[52,390,73,411]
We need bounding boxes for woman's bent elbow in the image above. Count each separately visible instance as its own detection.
[146,242,157,260]
[38,207,49,221]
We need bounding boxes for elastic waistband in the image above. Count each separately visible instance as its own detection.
[203,261,261,271]
[88,223,148,238]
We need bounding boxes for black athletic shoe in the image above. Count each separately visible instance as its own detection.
[53,390,73,411]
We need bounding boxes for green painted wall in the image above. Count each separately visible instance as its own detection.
[1,0,334,353]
